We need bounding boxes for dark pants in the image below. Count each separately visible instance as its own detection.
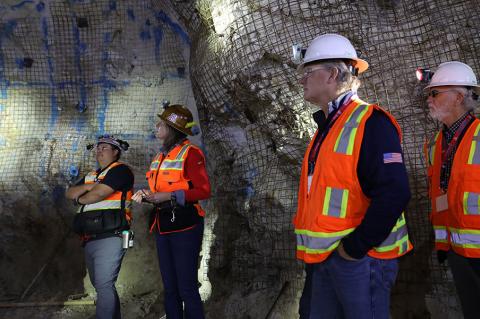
[155,220,204,319]
[84,236,125,319]
[299,251,398,319]
[447,251,480,319]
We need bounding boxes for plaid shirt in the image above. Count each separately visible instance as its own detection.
[440,112,473,190]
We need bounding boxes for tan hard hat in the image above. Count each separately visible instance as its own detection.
[157,104,196,136]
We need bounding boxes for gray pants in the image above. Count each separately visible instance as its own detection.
[447,251,480,319]
[85,236,126,319]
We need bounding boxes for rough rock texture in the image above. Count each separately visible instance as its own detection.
[1,0,479,318]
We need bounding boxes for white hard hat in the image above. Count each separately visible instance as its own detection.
[298,33,368,74]
[425,61,480,94]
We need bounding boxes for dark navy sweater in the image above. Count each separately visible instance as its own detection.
[311,107,411,259]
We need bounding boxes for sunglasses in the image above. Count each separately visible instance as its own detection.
[427,89,460,98]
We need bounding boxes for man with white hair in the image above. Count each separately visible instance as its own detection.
[293,33,412,318]
[423,61,480,319]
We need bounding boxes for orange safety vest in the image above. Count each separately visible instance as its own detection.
[146,140,206,232]
[80,161,133,222]
[425,118,480,258]
[293,99,413,263]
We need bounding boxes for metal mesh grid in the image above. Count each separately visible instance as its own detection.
[1,0,479,317]
[170,0,480,316]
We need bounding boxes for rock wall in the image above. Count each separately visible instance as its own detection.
[1,0,479,318]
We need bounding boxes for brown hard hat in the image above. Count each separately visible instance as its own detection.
[157,104,195,136]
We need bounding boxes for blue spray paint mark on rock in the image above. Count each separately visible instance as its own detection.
[127,8,135,21]
[36,1,45,12]
[109,0,116,11]
[0,136,6,147]
[70,10,87,122]
[1,20,17,38]
[0,104,4,111]
[10,1,34,10]
[41,17,59,135]
[153,26,163,63]
[79,42,88,54]
[244,185,255,199]
[140,29,151,41]
[96,32,114,135]
[154,10,190,46]
[69,165,79,178]
[15,57,24,69]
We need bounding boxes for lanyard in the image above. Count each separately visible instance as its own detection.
[308,97,353,173]
[441,113,474,165]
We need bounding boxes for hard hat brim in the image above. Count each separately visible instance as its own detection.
[157,113,194,136]
[297,57,369,74]
[424,83,480,95]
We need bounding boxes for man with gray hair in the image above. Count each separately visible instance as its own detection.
[423,61,480,319]
[293,33,412,318]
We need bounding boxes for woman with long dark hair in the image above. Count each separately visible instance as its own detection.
[133,104,210,319]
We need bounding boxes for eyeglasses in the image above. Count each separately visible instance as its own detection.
[96,144,114,151]
[427,89,461,98]
[299,66,329,81]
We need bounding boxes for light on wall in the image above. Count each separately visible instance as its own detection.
[211,3,235,36]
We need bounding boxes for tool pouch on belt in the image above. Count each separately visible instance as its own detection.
[73,191,129,236]
[73,209,129,235]
[149,201,200,233]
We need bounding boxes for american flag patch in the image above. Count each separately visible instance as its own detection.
[383,153,403,164]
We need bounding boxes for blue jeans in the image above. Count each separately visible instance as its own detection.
[84,236,126,319]
[299,251,398,319]
[155,220,204,319]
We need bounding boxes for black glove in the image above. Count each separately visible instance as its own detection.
[437,250,448,264]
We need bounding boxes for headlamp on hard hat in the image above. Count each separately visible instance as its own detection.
[292,44,307,63]
[86,134,129,151]
[347,64,359,77]
[416,68,434,83]
[162,99,170,109]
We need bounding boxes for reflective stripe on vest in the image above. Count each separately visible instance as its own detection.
[372,213,409,253]
[294,100,412,262]
[463,191,480,215]
[427,132,440,166]
[427,119,480,256]
[467,124,480,164]
[295,227,355,254]
[159,144,190,171]
[334,104,369,155]
[81,199,131,212]
[322,187,348,218]
[147,141,206,232]
[150,158,160,170]
[79,162,132,214]
[434,226,448,243]
[450,227,480,249]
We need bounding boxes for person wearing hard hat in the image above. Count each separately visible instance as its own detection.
[66,135,134,319]
[293,33,412,318]
[132,104,210,319]
[423,61,480,319]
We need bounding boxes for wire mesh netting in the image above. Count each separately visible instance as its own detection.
[1,0,479,318]
[171,0,479,317]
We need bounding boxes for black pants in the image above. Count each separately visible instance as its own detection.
[447,251,480,319]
